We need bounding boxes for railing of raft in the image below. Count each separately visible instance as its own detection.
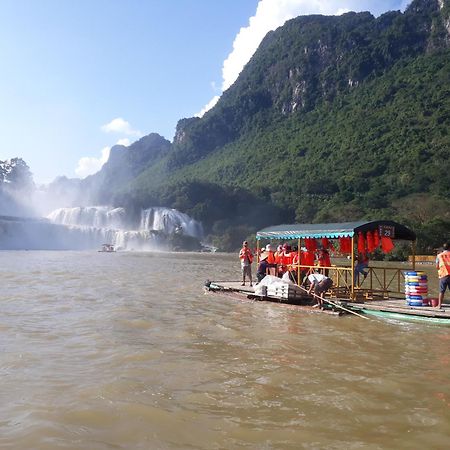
[360,266,406,298]
[287,264,408,300]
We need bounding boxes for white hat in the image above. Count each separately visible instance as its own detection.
[265,244,272,251]
[260,251,269,261]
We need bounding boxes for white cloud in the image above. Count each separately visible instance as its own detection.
[75,146,111,178]
[116,138,131,146]
[101,117,142,137]
[195,95,220,118]
[400,0,412,10]
[199,0,404,115]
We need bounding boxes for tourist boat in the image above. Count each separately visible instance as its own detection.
[98,243,116,252]
[205,220,450,325]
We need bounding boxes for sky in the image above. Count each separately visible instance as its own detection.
[0,0,410,184]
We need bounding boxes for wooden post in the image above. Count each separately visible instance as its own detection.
[256,239,260,263]
[412,240,416,270]
[351,235,355,300]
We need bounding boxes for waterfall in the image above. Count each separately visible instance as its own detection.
[0,205,203,251]
[140,207,203,238]
[47,206,127,229]
[0,206,203,250]
[0,216,118,250]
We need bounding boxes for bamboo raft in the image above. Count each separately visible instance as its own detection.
[204,280,450,325]
[204,281,344,316]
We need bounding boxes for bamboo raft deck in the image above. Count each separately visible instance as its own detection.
[204,281,344,316]
[205,280,450,324]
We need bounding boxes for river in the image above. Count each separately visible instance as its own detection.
[1,251,449,449]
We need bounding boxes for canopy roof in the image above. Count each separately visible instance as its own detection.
[256,220,416,241]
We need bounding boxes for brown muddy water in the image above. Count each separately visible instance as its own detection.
[0,251,449,449]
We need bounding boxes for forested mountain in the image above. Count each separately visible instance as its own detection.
[42,0,450,251]
[0,158,35,216]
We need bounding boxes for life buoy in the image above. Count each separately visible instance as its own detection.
[408,300,425,307]
[405,271,426,276]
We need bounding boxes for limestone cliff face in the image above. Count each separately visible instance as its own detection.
[168,0,450,170]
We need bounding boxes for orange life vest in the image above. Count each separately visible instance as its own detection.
[437,251,450,278]
[282,251,293,266]
[266,251,276,265]
[274,251,283,265]
[239,247,253,264]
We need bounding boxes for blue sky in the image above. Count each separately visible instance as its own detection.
[0,0,408,183]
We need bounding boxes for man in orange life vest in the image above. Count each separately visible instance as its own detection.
[239,241,254,287]
[436,242,450,308]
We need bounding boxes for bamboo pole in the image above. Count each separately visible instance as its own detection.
[412,240,416,270]
[297,238,301,285]
[256,239,260,263]
[297,284,369,320]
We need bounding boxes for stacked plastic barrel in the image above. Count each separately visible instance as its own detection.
[405,271,429,306]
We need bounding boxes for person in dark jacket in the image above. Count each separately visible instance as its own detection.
[256,251,270,282]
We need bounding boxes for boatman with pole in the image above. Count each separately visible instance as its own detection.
[436,242,450,308]
[306,271,333,309]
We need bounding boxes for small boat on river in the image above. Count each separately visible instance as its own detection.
[98,243,116,252]
[205,220,450,325]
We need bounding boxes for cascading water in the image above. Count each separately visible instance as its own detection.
[0,206,203,250]
[47,206,127,229]
[140,207,203,239]
[0,206,203,251]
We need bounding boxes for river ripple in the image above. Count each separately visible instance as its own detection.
[0,251,449,449]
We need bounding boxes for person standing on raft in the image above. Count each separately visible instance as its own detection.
[436,242,450,308]
[239,241,254,287]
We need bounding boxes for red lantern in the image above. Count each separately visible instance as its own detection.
[381,236,395,253]
[357,232,366,254]
[366,231,375,253]
[339,236,352,254]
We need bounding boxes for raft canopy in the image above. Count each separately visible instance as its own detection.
[256,220,416,241]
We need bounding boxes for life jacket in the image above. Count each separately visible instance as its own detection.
[274,251,283,265]
[437,251,450,278]
[239,248,253,264]
[266,251,276,265]
[282,251,293,266]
